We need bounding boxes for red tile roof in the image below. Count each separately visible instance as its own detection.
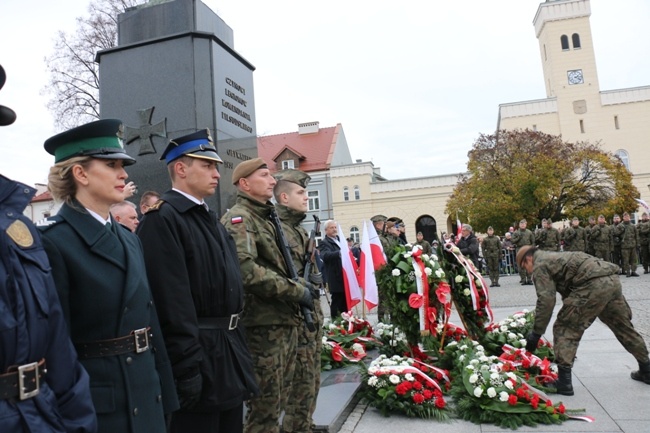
[257,124,341,173]
[31,191,53,203]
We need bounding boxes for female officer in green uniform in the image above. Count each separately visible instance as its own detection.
[38,119,178,433]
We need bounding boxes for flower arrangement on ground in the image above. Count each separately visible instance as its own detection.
[359,354,451,420]
[373,322,410,357]
[445,338,572,429]
[483,310,555,360]
[320,312,381,370]
[375,243,450,352]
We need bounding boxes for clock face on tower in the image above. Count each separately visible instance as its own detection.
[567,69,584,85]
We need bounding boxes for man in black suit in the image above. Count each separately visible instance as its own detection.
[318,220,347,318]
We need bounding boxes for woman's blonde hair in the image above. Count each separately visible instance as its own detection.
[47,156,92,204]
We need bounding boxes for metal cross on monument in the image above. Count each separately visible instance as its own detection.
[124,107,167,155]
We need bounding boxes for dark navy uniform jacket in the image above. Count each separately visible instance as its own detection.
[0,175,96,432]
[39,200,178,433]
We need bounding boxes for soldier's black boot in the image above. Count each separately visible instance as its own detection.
[630,271,640,277]
[550,365,574,396]
[631,360,650,384]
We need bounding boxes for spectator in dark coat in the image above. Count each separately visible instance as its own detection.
[457,224,480,269]
[318,220,347,317]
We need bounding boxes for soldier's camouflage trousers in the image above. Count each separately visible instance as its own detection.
[486,256,499,284]
[621,247,637,274]
[244,325,298,433]
[283,302,324,433]
[593,248,610,262]
[552,275,649,367]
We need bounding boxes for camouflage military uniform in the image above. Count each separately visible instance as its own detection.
[414,239,432,255]
[222,192,303,433]
[512,228,535,283]
[589,223,612,261]
[531,250,649,368]
[614,220,639,276]
[611,222,623,271]
[482,234,502,286]
[584,223,596,255]
[562,225,586,252]
[274,204,323,433]
[537,227,560,251]
[637,218,650,273]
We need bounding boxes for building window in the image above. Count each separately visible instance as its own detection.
[353,185,360,200]
[572,33,581,49]
[560,35,569,50]
[343,187,349,201]
[579,119,585,133]
[308,190,320,211]
[349,226,360,243]
[614,115,620,130]
[615,150,630,170]
[282,159,295,169]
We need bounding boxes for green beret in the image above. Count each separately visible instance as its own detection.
[232,157,268,185]
[273,169,311,188]
[44,119,135,165]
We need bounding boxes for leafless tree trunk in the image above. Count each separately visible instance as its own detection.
[43,0,145,131]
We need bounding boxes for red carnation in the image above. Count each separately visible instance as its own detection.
[434,397,446,409]
[508,394,518,406]
[558,403,566,414]
[412,381,423,391]
[531,394,540,409]
[403,381,413,391]
[395,383,408,396]
[422,389,433,400]
[412,393,425,404]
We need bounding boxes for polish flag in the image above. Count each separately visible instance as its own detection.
[338,224,361,310]
[635,198,650,211]
[456,216,463,239]
[367,220,387,270]
[359,220,379,310]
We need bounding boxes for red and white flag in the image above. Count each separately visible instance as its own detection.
[359,220,379,310]
[367,219,387,270]
[338,224,361,311]
[635,198,650,211]
[456,215,463,239]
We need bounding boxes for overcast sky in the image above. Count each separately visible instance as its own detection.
[1,0,649,187]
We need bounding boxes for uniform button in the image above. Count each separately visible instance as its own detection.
[133,407,139,416]
[149,300,153,307]
[157,394,162,402]
[7,212,13,217]
[23,188,30,194]
[126,357,133,364]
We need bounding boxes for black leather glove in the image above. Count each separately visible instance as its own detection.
[526,332,542,353]
[308,271,323,286]
[176,373,202,409]
[299,286,315,311]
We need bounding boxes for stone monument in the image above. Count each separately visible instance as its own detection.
[97,0,257,215]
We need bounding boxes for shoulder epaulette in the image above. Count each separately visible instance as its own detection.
[145,199,165,213]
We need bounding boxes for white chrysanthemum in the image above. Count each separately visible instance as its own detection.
[458,354,465,362]
[391,269,400,277]
[329,323,338,330]
[389,374,400,384]
[367,376,379,387]
[504,380,514,390]
[479,355,489,363]
[352,343,365,355]
[490,372,500,380]
[519,339,527,346]
[474,387,484,398]
[322,336,328,344]
[459,344,468,351]
[500,326,508,333]
[404,373,415,382]
[424,267,432,276]
[507,332,517,341]
[499,391,509,402]
[466,364,475,371]
[431,254,439,262]
[469,359,479,366]
[475,279,482,288]
[463,288,471,296]
[476,345,484,351]
[368,366,378,374]
[506,372,517,381]
[446,340,458,347]
[502,318,512,324]
[469,374,479,384]
[404,252,412,258]
[422,253,429,261]
[455,275,464,283]
[480,364,490,371]
[435,269,444,278]
[487,387,497,398]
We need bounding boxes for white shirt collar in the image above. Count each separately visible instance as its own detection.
[172,188,208,210]
[86,208,111,226]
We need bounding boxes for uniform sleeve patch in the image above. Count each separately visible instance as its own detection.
[231,216,243,224]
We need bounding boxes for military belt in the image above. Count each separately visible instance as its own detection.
[75,327,151,359]
[197,313,242,331]
[0,358,46,400]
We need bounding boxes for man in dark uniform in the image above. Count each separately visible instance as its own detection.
[273,169,324,433]
[610,214,623,272]
[222,158,314,433]
[319,219,347,318]
[518,245,650,395]
[0,63,97,433]
[138,130,258,433]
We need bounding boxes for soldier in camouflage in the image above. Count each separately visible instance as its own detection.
[536,219,561,251]
[273,169,324,433]
[636,212,650,274]
[482,226,502,287]
[610,214,623,273]
[511,219,535,285]
[590,215,612,261]
[517,246,650,395]
[584,216,596,256]
[562,217,586,252]
[222,158,316,433]
[614,212,640,277]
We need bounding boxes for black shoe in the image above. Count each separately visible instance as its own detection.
[550,365,574,396]
[626,273,632,278]
[644,269,649,274]
[489,283,495,287]
[495,283,501,287]
[631,361,650,384]
[631,272,640,277]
